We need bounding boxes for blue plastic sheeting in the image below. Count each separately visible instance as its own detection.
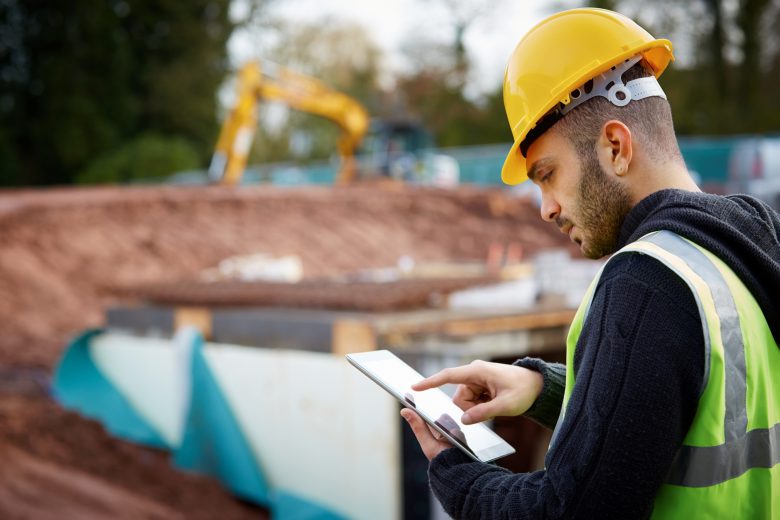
[272,490,346,520]
[53,329,346,520]
[173,335,270,505]
[52,329,168,449]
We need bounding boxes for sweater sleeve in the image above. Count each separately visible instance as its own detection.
[512,357,566,430]
[427,253,705,519]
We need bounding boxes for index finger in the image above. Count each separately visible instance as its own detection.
[412,366,475,391]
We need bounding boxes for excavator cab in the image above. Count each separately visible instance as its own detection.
[357,120,433,181]
[357,120,459,186]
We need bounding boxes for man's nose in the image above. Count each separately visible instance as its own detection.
[540,194,560,223]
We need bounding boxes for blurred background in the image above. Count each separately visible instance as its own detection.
[2,0,779,191]
[0,1,778,519]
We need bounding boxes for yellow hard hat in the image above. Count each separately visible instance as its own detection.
[501,8,674,185]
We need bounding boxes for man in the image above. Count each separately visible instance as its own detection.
[401,8,780,519]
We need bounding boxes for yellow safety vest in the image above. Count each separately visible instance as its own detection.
[554,230,780,518]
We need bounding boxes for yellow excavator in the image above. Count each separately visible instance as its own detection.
[208,61,371,185]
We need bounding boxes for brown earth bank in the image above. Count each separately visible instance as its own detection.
[0,183,573,517]
[0,367,266,519]
[0,183,571,369]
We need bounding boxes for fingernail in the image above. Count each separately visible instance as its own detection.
[462,413,471,424]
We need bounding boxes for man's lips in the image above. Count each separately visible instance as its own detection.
[560,224,581,246]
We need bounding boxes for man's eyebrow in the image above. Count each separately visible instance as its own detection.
[527,158,553,182]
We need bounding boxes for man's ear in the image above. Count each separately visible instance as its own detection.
[599,120,632,177]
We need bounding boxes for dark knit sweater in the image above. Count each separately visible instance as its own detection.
[427,190,780,519]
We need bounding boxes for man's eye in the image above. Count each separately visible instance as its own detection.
[540,170,553,183]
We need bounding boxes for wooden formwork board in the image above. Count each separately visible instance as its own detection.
[106,304,573,359]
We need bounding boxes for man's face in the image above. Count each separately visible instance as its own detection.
[525,128,632,259]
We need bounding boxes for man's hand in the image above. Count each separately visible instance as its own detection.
[400,408,453,461]
[413,360,543,425]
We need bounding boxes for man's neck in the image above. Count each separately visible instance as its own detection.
[628,162,701,207]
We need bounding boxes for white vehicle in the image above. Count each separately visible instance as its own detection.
[727,137,780,209]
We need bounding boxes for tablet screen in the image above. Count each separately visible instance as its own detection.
[347,350,515,462]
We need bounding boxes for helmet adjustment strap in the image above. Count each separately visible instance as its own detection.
[560,54,667,115]
[519,54,667,157]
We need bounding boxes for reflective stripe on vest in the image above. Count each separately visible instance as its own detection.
[553,230,780,492]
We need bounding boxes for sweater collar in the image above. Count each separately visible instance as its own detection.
[616,189,683,250]
[611,188,780,347]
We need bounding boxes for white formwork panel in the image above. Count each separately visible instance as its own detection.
[204,345,401,520]
[89,332,188,447]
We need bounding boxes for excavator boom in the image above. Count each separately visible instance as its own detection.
[209,61,370,185]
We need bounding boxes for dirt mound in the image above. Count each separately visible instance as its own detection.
[0,369,265,519]
[0,184,570,369]
[0,183,571,517]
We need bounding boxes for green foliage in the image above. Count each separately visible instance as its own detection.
[392,29,511,148]
[76,133,200,184]
[394,71,508,147]
[7,0,773,187]
[0,0,234,186]
[586,0,780,135]
[0,0,136,185]
[589,0,620,10]
[0,129,21,186]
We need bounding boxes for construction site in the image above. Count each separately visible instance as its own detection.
[0,181,593,518]
[0,7,602,514]
[4,1,780,518]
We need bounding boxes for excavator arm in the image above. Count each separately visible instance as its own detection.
[209,61,370,185]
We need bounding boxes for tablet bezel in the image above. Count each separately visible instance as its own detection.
[346,350,516,463]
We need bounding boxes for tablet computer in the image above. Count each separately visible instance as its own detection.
[346,350,515,463]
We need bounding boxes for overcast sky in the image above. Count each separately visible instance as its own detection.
[230,0,563,97]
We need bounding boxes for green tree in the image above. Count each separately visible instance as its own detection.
[121,1,233,157]
[583,0,780,134]
[0,0,234,186]
[76,132,201,184]
[0,0,136,185]
[393,16,509,148]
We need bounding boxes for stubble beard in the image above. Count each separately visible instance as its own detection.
[575,149,633,259]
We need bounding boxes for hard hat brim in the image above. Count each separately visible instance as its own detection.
[501,139,526,185]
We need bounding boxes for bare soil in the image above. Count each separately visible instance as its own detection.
[0,183,571,517]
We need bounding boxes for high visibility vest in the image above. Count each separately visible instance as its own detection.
[552,230,780,518]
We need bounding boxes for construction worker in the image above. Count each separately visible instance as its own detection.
[401,8,780,518]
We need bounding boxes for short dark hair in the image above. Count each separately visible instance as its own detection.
[554,61,684,165]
